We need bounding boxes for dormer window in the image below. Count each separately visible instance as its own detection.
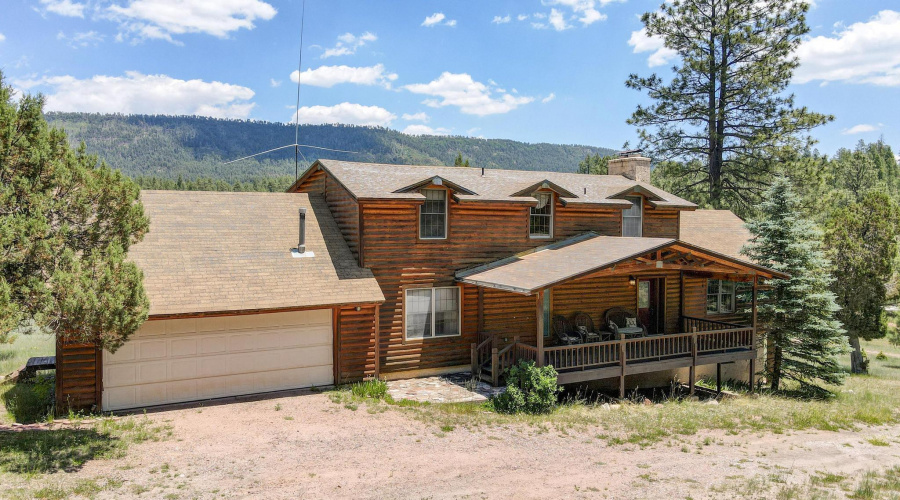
[622,196,643,237]
[530,192,553,238]
[420,189,447,239]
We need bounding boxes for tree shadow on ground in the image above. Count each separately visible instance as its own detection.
[0,428,121,474]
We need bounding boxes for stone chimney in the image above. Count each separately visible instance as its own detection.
[608,150,651,184]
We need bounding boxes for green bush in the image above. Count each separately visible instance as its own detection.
[492,360,561,414]
[350,378,389,400]
[2,374,55,423]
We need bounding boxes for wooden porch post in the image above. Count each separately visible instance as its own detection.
[689,333,697,395]
[619,339,626,399]
[536,289,545,367]
[477,288,484,333]
[374,304,381,378]
[716,363,722,394]
[750,275,758,392]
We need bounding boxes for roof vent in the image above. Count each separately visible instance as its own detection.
[291,207,315,258]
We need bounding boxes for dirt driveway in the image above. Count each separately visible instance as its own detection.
[18,390,897,499]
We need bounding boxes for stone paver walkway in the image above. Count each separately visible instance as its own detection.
[387,372,504,403]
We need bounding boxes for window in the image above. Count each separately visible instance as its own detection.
[622,196,643,237]
[405,287,460,339]
[420,189,447,239]
[530,192,553,238]
[707,280,735,314]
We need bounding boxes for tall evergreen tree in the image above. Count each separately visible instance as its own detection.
[577,154,612,175]
[0,72,149,350]
[627,0,831,211]
[824,191,900,373]
[743,176,847,391]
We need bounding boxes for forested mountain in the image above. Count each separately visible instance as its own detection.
[45,113,616,182]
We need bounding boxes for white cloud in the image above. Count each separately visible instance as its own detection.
[842,123,882,135]
[795,10,900,87]
[517,14,529,21]
[542,93,556,103]
[404,72,534,116]
[57,30,105,48]
[0,33,5,42]
[402,112,429,122]
[402,124,451,136]
[15,72,256,118]
[492,15,511,24]
[628,28,678,67]
[107,0,276,43]
[548,9,570,31]
[422,12,456,27]
[320,31,377,59]
[291,103,396,126]
[531,0,609,30]
[40,0,86,18]
[290,64,397,89]
[270,78,281,88]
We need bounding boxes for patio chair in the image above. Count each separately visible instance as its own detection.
[604,307,647,339]
[552,315,582,345]
[572,312,604,343]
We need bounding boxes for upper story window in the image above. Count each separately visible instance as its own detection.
[530,192,553,238]
[622,196,643,237]
[420,189,447,239]
[707,279,735,314]
[405,287,461,339]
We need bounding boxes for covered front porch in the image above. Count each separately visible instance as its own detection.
[457,233,786,397]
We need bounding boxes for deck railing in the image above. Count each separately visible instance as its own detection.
[474,323,756,384]
[682,315,743,333]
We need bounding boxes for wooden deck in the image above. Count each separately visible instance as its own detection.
[472,317,757,395]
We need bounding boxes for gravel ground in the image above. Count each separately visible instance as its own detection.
[9,390,900,499]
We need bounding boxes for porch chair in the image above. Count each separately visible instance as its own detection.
[604,307,647,339]
[572,312,605,343]
[552,315,582,345]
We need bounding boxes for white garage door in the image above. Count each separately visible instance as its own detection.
[102,309,333,411]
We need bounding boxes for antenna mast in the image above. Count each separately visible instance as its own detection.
[294,0,307,181]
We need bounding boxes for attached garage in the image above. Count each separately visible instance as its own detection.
[102,310,333,411]
[57,191,384,413]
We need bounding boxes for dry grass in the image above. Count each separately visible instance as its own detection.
[332,337,900,448]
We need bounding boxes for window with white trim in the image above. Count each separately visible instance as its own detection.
[420,189,447,239]
[405,287,460,339]
[622,196,643,237]
[707,280,735,314]
[530,192,553,238]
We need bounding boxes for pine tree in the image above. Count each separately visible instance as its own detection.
[824,191,900,373]
[454,153,464,167]
[627,0,831,211]
[743,176,847,392]
[0,72,149,350]
[577,154,612,175]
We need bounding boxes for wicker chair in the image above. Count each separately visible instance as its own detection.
[603,307,647,339]
[552,315,582,345]
[572,312,604,343]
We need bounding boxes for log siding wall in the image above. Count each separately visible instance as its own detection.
[56,337,101,413]
[294,169,692,378]
[336,305,378,383]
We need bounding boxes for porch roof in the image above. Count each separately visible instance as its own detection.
[455,233,788,295]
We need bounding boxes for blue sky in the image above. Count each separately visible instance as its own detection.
[1,0,899,156]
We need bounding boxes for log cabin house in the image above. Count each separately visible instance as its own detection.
[57,153,785,412]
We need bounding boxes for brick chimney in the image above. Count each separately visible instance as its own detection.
[608,150,651,184]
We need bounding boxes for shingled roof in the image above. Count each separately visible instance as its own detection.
[456,233,786,294]
[292,159,697,209]
[131,191,384,317]
[680,210,752,260]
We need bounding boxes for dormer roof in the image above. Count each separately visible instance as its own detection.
[289,159,697,209]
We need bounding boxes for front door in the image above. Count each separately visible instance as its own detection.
[638,278,665,335]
